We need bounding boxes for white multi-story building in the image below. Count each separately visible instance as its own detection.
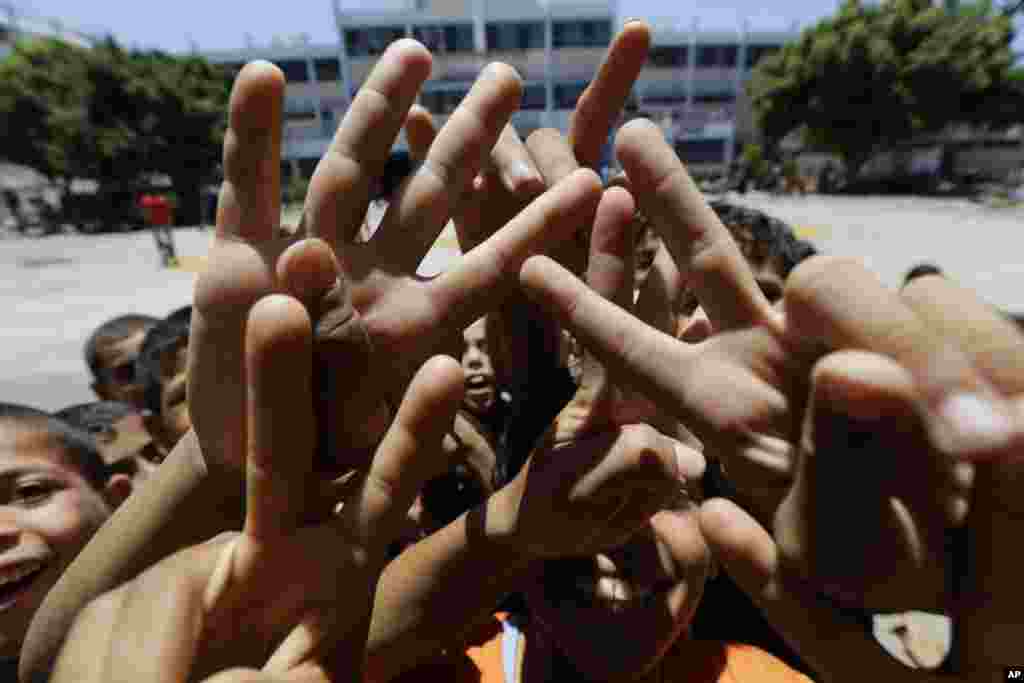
[201,0,793,177]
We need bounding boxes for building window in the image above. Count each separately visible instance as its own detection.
[694,93,734,104]
[415,0,428,9]
[553,21,585,48]
[443,24,474,52]
[284,97,316,121]
[314,58,340,82]
[345,29,367,56]
[649,46,687,67]
[414,25,444,51]
[421,86,471,115]
[367,26,405,55]
[720,45,738,67]
[486,22,543,50]
[522,84,546,110]
[676,139,727,164]
[519,22,543,49]
[580,20,609,47]
[696,45,720,68]
[275,59,308,83]
[746,44,780,68]
[555,81,588,109]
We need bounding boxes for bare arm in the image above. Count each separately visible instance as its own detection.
[365,490,532,681]
[21,430,245,682]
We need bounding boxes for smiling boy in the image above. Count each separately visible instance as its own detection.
[0,403,129,673]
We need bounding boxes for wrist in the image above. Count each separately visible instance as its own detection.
[477,484,533,569]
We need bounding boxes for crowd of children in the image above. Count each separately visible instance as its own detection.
[0,20,1017,683]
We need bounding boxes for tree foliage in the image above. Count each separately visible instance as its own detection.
[0,36,231,224]
[748,0,1024,177]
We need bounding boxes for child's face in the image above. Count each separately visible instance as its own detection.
[0,422,111,659]
[156,336,191,451]
[93,412,161,484]
[460,319,497,417]
[527,492,711,680]
[92,330,147,408]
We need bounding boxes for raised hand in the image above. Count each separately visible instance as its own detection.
[22,41,603,683]
[489,186,705,561]
[190,40,602,481]
[518,118,1024,614]
[52,294,465,683]
[404,20,651,260]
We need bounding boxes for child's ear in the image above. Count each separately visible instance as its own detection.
[104,473,133,509]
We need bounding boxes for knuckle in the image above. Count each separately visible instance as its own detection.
[784,255,854,307]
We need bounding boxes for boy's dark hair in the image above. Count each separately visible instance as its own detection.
[83,314,159,379]
[55,401,136,440]
[707,200,817,277]
[0,402,109,490]
[137,306,192,416]
[904,262,943,285]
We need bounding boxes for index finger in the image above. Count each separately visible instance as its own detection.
[217,62,285,243]
[338,355,464,547]
[520,254,791,443]
[303,40,432,248]
[244,295,316,541]
[569,20,651,169]
[615,119,775,332]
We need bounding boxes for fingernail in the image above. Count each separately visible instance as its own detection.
[504,161,540,191]
[938,393,1016,458]
[674,441,705,481]
[952,461,975,489]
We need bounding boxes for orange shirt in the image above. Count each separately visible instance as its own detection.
[384,613,813,683]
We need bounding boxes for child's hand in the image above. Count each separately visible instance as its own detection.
[189,41,601,484]
[53,295,465,682]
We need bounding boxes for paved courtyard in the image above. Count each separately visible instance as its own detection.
[4,193,1022,412]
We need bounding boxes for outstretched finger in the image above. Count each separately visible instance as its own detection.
[569,20,651,169]
[615,119,775,332]
[586,187,636,310]
[337,355,465,548]
[521,254,791,451]
[404,105,437,162]
[490,123,545,196]
[431,168,602,327]
[244,295,316,541]
[901,273,1024,397]
[636,243,683,336]
[774,350,950,611]
[786,256,1023,464]
[303,40,432,248]
[217,61,285,243]
[371,62,522,274]
[698,498,944,682]
[551,187,637,440]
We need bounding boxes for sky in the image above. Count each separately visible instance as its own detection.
[13,0,1024,53]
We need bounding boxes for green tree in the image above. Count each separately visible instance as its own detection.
[0,36,231,226]
[0,39,97,195]
[748,0,1024,179]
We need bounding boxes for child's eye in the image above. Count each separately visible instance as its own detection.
[13,482,56,506]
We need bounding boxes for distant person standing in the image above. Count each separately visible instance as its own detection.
[139,194,177,267]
